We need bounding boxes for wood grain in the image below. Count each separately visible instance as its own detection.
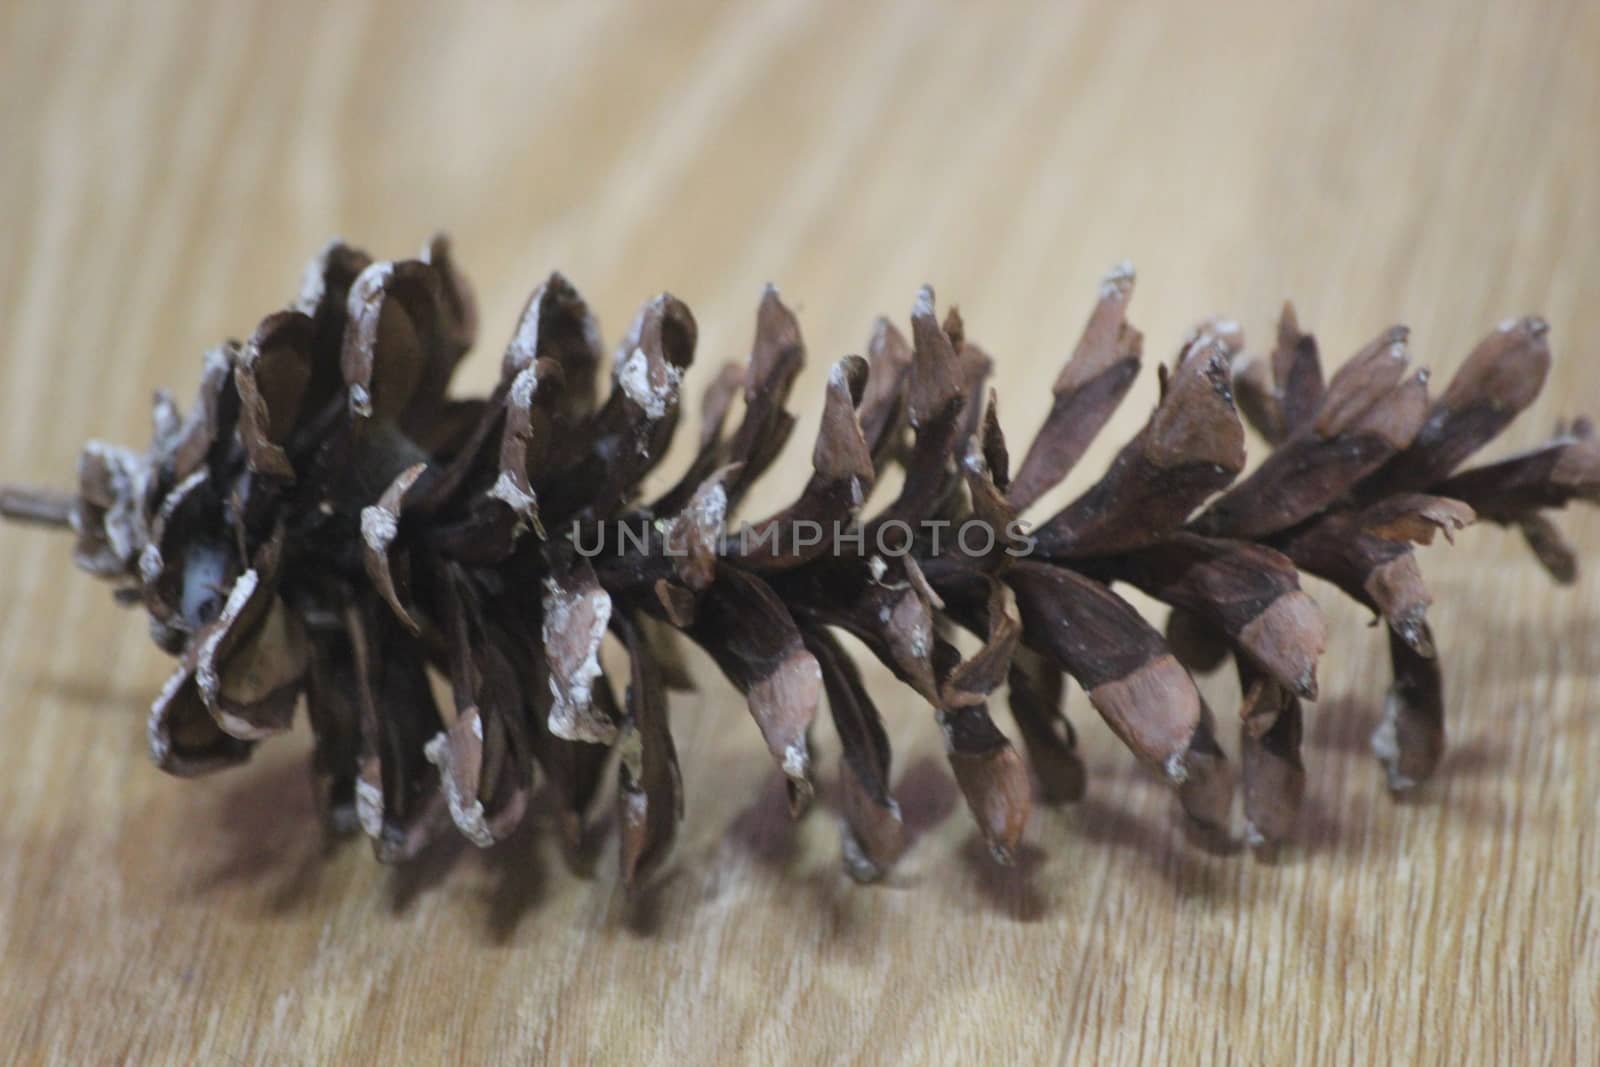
[1,1,1597,1063]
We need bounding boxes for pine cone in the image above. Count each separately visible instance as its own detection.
[2,237,1594,886]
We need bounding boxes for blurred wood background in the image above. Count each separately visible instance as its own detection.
[1,1,1596,1063]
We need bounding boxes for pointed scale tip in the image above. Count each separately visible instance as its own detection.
[1101,260,1136,299]
[1500,315,1549,339]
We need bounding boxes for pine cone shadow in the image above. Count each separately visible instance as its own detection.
[1303,696,1378,758]
[32,670,151,714]
[892,756,961,845]
[1430,734,1502,781]
[396,785,605,926]
[1069,788,1235,902]
[386,835,466,914]
[1295,776,1521,866]
[1441,608,1600,684]
[726,772,802,870]
[957,836,1051,921]
[724,754,964,872]
[192,750,530,926]
[1306,693,1505,780]
[618,869,682,938]
[1295,697,1518,862]
[475,820,551,945]
[191,752,338,915]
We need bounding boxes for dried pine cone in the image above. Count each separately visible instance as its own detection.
[2,237,1594,885]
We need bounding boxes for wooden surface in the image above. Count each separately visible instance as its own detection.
[1,1,1597,1062]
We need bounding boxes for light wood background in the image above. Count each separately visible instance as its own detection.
[1,1,1596,1063]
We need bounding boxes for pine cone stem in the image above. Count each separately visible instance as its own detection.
[0,485,76,527]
